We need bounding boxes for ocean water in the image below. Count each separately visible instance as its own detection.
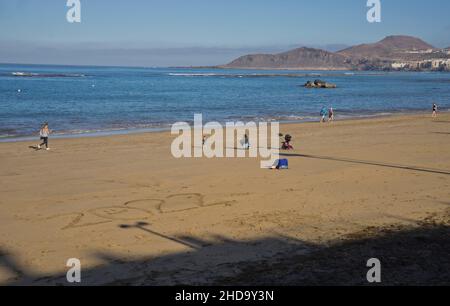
[0,63,449,140]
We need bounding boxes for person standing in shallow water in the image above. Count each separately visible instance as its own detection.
[432,103,438,118]
[38,123,51,150]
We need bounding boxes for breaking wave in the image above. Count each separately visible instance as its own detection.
[11,72,85,78]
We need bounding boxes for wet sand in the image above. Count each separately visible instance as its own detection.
[0,113,449,285]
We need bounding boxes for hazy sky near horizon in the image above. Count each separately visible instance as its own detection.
[0,0,449,66]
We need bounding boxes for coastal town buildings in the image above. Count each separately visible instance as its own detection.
[391,59,450,71]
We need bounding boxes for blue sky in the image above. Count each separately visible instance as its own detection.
[0,0,449,66]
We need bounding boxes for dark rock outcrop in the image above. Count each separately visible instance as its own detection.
[304,80,336,89]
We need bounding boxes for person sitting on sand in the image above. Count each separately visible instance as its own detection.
[432,103,438,118]
[37,122,51,150]
[328,107,334,122]
[281,134,293,150]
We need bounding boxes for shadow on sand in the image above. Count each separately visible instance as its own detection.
[432,120,450,123]
[1,211,448,286]
[279,153,450,176]
[432,132,450,135]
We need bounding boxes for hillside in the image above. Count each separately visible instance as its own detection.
[221,35,449,71]
[221,47,353,70]
[337,35,436,60]
[218,35,450,71]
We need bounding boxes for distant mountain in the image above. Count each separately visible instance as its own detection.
[321,44,351,52]
[221,35,449,71]
[306,44,351,52]
[337,35,435,60]
[221,47,353,70]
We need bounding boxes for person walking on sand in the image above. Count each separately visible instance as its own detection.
[328,107,334,122]
[37,122,51,150]
[432,103,438,118]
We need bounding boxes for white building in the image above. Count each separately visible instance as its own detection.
[444,59,450,69]
[391,62,408,69]
[432,60,441,69]
[430,59,450,70]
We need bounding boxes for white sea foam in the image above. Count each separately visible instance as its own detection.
[168,73,218,76]
[12,72,37,77]
[11,72,85,78]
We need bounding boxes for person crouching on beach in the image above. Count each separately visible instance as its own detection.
[328,107,334,122]
[320,107,328,123]
[432,103,438,118]
[38,122,51,150]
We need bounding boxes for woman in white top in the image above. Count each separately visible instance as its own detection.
[38,122,51,150]
[432,103,438,118]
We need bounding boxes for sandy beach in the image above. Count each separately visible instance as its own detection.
[0,113,449,285]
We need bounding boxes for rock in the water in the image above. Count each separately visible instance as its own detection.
[303,80,336,88]
[324,83,337,88]
[304,81,314,88]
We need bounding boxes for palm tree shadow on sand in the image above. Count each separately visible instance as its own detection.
[1,211,449,286]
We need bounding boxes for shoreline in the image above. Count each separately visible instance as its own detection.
[0,110,439,143]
